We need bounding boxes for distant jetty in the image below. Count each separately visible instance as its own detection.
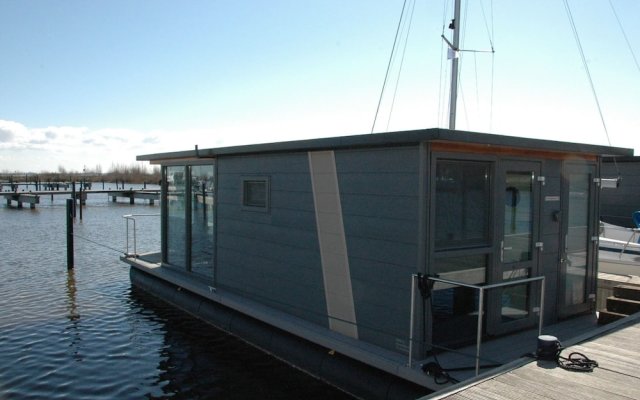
[2,187,159,209]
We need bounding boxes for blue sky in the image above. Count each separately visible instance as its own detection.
[1,0,638,172]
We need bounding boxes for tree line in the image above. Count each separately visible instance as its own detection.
[1,163,161,185]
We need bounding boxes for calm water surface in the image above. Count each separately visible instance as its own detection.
[0,187,353,399]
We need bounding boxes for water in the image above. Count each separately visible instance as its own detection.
[0,187,353,399]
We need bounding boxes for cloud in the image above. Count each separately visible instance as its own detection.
[143,136,160,144]
[0,128,15,143]
[0,119,186,172]
[0,120,27,145]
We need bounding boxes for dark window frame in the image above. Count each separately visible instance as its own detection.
[241,176,270,212]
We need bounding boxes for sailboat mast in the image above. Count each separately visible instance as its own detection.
[448,0,461,130]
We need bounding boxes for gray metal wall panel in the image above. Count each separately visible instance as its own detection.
[335,146,420,352]
[215,152,329,328]
[340,194,421,222]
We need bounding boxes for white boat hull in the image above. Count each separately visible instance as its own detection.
[599,222,640,276]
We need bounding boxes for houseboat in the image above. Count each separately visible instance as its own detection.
[122,128,632,398]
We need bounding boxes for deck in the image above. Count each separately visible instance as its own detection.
[421,312,640,399]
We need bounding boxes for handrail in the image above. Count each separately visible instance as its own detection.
[408,274,545,376]
[123,213,160,257]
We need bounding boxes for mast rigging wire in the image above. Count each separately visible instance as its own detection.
[562,0,620,177]
[437,0,451,127]
[480,0,496,131]
[386,0,418,131]
[371,0,409,133]
[562,0,614,148]
[608,0,640,74]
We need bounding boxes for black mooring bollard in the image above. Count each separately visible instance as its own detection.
[66,198,74,269]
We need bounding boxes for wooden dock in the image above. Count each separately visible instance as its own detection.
[3,193,40,209]
[2,189,159,208]
[421,312,640,400]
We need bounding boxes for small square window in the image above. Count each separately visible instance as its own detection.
[242,177,269,210]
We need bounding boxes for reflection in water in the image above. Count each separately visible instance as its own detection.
[129,287,354,399]
[65,268,83,362]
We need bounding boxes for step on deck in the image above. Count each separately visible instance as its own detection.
[597,310,627,325]
[598,283,640,324]
[613,285,640,302]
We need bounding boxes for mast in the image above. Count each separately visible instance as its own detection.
[448,0,461,130]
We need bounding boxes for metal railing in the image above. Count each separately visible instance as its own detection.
[123,213,160,257]
[408,274,545,376]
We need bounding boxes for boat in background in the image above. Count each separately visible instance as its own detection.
[599,221,640,276]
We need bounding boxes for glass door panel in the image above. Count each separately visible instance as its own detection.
[503,172,534,264]
[489,161,540,335]
[190,165,215,278]
[166,166,187,267]
[559,164,596,317]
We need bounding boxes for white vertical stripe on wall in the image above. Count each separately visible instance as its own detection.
[308,150,358,339]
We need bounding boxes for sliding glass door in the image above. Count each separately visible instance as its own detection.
[163,162,216,279]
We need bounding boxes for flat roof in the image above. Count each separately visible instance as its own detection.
[137,128,633,162]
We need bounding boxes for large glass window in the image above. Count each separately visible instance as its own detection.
[166,166,187,267]
[435,160,491,249]
[190,165,215,277]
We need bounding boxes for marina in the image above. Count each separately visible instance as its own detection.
[2,1,638,398]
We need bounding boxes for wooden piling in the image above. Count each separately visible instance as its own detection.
[79,187,83,220]
[71,181,76,218]
[66,198,74,269]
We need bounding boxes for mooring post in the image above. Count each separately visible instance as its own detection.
[79,187,83,220]
[71,181,76,218]
[66,198,74,269]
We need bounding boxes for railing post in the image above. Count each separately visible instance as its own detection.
[408,274,417,367]
[539,278,545,337]
[125,217,130,255]
[476,288,484,376]
[133,218,137,257]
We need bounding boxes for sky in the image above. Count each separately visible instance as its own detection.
[0,0,638,173]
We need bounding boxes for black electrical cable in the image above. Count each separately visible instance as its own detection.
[557,351,599,373]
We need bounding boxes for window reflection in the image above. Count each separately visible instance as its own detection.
[565,173,589,306]
[503,172,533,263]
[435,161,491,249]
[191,165,215,277]
[166,166,187,267]
[431,255,487,347]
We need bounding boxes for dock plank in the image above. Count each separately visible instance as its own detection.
[422,315,640,400]
[532,363,640,398]
[495,369,588,400]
